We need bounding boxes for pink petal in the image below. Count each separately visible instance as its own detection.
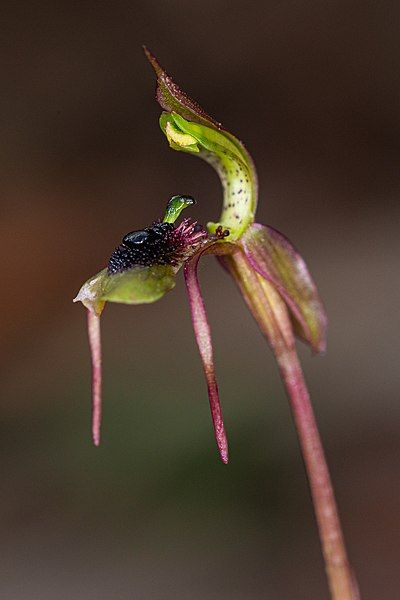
[242,223,327,353]
[184,252,229,464]
[87,309,102,446]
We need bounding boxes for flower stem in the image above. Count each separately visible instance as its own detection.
[222,251,359,599]
[276,348,358,599]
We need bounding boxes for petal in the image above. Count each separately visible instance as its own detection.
[183,247,229,464]
[87,309,102,446]
[218,249,295,352]
[241,224,327,353]
[145,48,258,239]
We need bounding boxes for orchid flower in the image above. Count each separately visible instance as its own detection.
[74,48,359,599]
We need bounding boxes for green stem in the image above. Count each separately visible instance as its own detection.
[222,250,359,600]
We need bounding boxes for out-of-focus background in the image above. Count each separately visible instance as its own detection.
[1,2,399,598]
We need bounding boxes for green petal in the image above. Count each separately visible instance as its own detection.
[73,265,178,315]
[241,224,327,353]
[145,49,258,240]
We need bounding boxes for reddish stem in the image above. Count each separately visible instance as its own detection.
[222,251,359,599]
[277,349,358,599]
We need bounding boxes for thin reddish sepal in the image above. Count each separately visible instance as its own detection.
[183,252,229,464]
[87,309,102,446]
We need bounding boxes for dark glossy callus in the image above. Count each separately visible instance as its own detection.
[108,223,176,275]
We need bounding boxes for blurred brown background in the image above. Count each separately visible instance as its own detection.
[1,2,399,598]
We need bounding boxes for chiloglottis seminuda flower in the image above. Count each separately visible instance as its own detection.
[74,48,326,458]
[74,48,359,600]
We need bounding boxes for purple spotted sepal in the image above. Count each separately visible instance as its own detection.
[145,47,258,240]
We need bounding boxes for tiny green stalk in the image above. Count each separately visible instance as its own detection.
[162,194,195,224]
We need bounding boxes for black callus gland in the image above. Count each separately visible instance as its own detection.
[107,223,176,274]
